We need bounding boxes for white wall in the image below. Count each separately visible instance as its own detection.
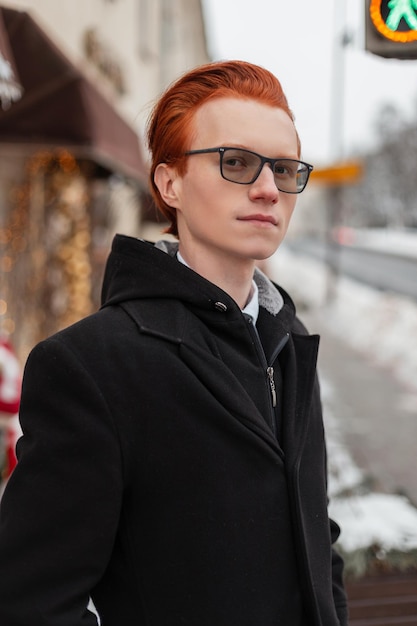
[2,0,210,142]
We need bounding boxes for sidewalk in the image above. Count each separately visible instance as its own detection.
[302,306,417,507]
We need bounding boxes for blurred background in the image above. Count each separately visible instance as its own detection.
[0,1,416,622]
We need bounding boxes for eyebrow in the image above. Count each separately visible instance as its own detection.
[218,144,300,160]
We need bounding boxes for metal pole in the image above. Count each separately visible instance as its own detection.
[326,0,348,302]
[330,0,348,162]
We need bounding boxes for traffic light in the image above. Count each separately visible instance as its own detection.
[365,0,417,59]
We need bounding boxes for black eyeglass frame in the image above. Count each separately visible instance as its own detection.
[185,146,314,194]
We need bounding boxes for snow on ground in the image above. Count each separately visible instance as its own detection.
[350,227,417,260]
[269,229,417,555]
[323,377,417,555]
[319,378,365,499]
[330,493,417,553]
[270,230,417,396]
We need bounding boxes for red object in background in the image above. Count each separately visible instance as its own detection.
[0,338,22,479]
[0,338,21,414]
[4,415,20,476]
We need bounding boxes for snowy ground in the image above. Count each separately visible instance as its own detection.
[271,228,417,397]
[269,228,417,564]
[348,227,417,260]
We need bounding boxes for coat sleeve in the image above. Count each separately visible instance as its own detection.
[0,336,123,626]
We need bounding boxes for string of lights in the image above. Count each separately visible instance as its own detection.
[0,150,93,359]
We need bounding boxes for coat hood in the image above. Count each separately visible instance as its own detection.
[101,234,295,323]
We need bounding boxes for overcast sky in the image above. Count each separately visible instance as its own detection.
[202,0,417,166]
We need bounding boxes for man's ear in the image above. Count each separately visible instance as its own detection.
[154,163,181,209]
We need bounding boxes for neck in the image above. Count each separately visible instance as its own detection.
[178,247,255,309]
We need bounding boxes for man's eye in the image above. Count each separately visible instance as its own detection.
[224,157,247,168]
[275,164,295,177]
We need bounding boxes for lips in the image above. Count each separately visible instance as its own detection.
[239,214,278,226]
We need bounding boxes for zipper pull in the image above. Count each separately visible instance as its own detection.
[266,366,277,407]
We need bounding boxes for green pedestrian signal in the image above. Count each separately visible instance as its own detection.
[366,0,417,58]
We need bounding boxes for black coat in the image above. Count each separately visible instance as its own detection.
[0,235,348,626]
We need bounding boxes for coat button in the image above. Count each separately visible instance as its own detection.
[214,301,228,312]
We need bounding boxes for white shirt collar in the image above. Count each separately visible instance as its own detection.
[242,280,259,324]
[176,251,259,324]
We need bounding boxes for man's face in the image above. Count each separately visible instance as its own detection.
[162,97,300,270]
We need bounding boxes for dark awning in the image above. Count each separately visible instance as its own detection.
[0,6,147,184]
[0,9,23,109]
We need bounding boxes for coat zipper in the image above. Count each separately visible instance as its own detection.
[266,367,277,407]
[245,316,289,433]
[267,332,290,409]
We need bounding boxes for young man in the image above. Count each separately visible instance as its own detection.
[0,60,347,625]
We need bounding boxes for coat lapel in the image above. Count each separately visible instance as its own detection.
[282,332,320,466]
[121,300,283,457]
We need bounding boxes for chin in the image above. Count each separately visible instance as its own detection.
[251,241,284,261]
[234,233,286,262]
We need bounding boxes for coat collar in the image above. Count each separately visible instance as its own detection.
[104,235,319,460]
[154,239,284,317]
[121,296,320,462]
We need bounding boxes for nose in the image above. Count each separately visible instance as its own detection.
[249,163,279,203]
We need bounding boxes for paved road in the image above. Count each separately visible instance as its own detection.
[302,307,417,507]
[288,238,417,300]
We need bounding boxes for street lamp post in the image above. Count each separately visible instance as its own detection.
[325,0,351,302]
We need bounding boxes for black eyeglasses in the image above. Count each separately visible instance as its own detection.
[185,147,313,194]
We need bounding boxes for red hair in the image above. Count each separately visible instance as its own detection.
[147,60,300,236]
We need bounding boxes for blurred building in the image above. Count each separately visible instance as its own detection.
[0,0,209,359]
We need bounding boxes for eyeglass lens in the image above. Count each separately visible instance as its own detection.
[220,148,309,193]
